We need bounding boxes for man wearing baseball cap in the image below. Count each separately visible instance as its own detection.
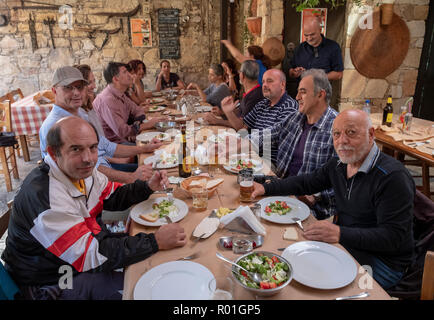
[39,66,161,184]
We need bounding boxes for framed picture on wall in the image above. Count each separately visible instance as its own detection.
[300,8,327,43]
[131,18,152,47]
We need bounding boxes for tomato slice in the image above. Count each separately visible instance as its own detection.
[269,282,277,289]
[260,281,270,289]
[271,256,279,264]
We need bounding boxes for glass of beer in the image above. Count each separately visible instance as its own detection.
[239,168,254,202]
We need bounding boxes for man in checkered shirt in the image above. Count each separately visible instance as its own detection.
[250,69,337,219]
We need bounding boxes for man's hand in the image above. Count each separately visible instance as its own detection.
[186,82,198,90]
[303,220,340,243]
[148,170,169,191]
[251,182,265,199]
[154,223,187,250]
[221,96,238,114]
[203,112,219,125]
[211,107,223,116]
[290,66,305,78]
[127,135,136,143]
[131,164,153,182]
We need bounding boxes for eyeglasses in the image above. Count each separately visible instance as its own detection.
[59,84,86,92]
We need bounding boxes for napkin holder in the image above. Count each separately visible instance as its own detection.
[219,206,266,236]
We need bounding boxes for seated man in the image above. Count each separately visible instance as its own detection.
[39,66,161,184]
[203,60,264,129]
[2,117,187,300]
[249,69,337,218]
[93,62,165,144]
[251,109,415,290]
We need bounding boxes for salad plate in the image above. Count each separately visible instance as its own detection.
[151,98,165,104]
[136,131,170,142]
[130,197,188,227]
[148,105,166,112]
[282,241,357,289]
[134,261,214,299]
[257,196,310,224]
[223,154,263,173]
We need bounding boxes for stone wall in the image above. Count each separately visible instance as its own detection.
[0,0,222,97]
[341,0,429,113]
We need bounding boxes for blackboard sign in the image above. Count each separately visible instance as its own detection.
[158,8,180,59]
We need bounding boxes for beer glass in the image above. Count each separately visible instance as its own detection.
[239,169,254,202]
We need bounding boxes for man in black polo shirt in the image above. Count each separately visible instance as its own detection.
[251,109,415,290]
[289,18,343,82]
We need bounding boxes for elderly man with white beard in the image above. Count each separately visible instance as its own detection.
[250,109,415,290]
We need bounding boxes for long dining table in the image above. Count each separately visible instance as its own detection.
[122,97,391,300]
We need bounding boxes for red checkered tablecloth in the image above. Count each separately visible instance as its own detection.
[11,92,52,136]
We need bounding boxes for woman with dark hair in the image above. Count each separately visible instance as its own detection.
[221,58,241,97]
[221,40,270,85]
[127,59,152,104]
[186,63,231,108]
[155,60,185,91]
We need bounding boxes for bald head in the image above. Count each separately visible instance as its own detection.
[332,109,375,166]
[262,69,286,104]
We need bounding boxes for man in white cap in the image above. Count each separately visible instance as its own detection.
[39,66,161,184]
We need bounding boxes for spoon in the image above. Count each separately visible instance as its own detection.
[216,252,262,284]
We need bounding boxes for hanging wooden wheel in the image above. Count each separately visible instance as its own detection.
[350,10,409,79]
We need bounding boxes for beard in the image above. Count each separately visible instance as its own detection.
[336,142,371,164]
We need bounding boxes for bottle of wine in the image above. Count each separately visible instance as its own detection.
[382,95,393,127]
[178,124,191,178]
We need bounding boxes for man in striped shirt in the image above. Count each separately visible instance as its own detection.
[242,69,298,163]
[249,69,337,219]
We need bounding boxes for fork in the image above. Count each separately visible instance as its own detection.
[177,252,200,261]
[164,183,174,202]
[292,217,304,231]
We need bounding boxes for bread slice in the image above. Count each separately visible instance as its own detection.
[283,227,298,241]
[189,178,207,189]
[206,178,224,190]
[140,212,159,222]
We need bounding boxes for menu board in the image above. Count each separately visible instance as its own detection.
[131,18,152,47]
[158,8,180,59]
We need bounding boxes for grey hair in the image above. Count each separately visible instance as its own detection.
[240,60,259,81]
[210,63,225,77]
[301,69,332,104]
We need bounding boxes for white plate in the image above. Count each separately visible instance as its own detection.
[195,105,212,112]
[282,241,357,289]
[257,196,310,224]
[130,197,189,227]
[208,132,239,143]
[144,153,178,169]
[133,261,214,300]
[148,105,165,112]
[152,92,163,97]
[223,155,263,174]
[136,131,170,142]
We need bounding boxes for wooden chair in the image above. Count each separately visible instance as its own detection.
[0,200,12,239]
[0,88,23,103]
[0,100,19,192]
[421,251,434,300]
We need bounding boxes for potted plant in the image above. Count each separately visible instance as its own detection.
[246,0,261,37]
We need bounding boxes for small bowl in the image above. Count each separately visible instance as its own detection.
[218,235,264,250]
[154,121,176,131]
[232,251,293,297]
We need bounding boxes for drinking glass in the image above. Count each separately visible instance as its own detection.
[191,186,208,211]
[239,169,254,202]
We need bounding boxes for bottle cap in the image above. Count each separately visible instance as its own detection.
[365,99,370,103]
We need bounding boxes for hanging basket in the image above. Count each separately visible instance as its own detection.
[381,4,394,25]
[246,17,262,37]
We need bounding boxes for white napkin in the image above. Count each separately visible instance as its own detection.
[220,206,266,236]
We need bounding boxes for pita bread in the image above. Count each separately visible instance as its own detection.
[283,227,298,241]
[140,212,159,222]
[206,178,224,189]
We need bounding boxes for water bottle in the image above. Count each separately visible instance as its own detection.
[363,99,371,114]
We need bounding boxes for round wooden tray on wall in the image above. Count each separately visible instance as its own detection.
[350,10,410,79]
[262,37,285,67]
